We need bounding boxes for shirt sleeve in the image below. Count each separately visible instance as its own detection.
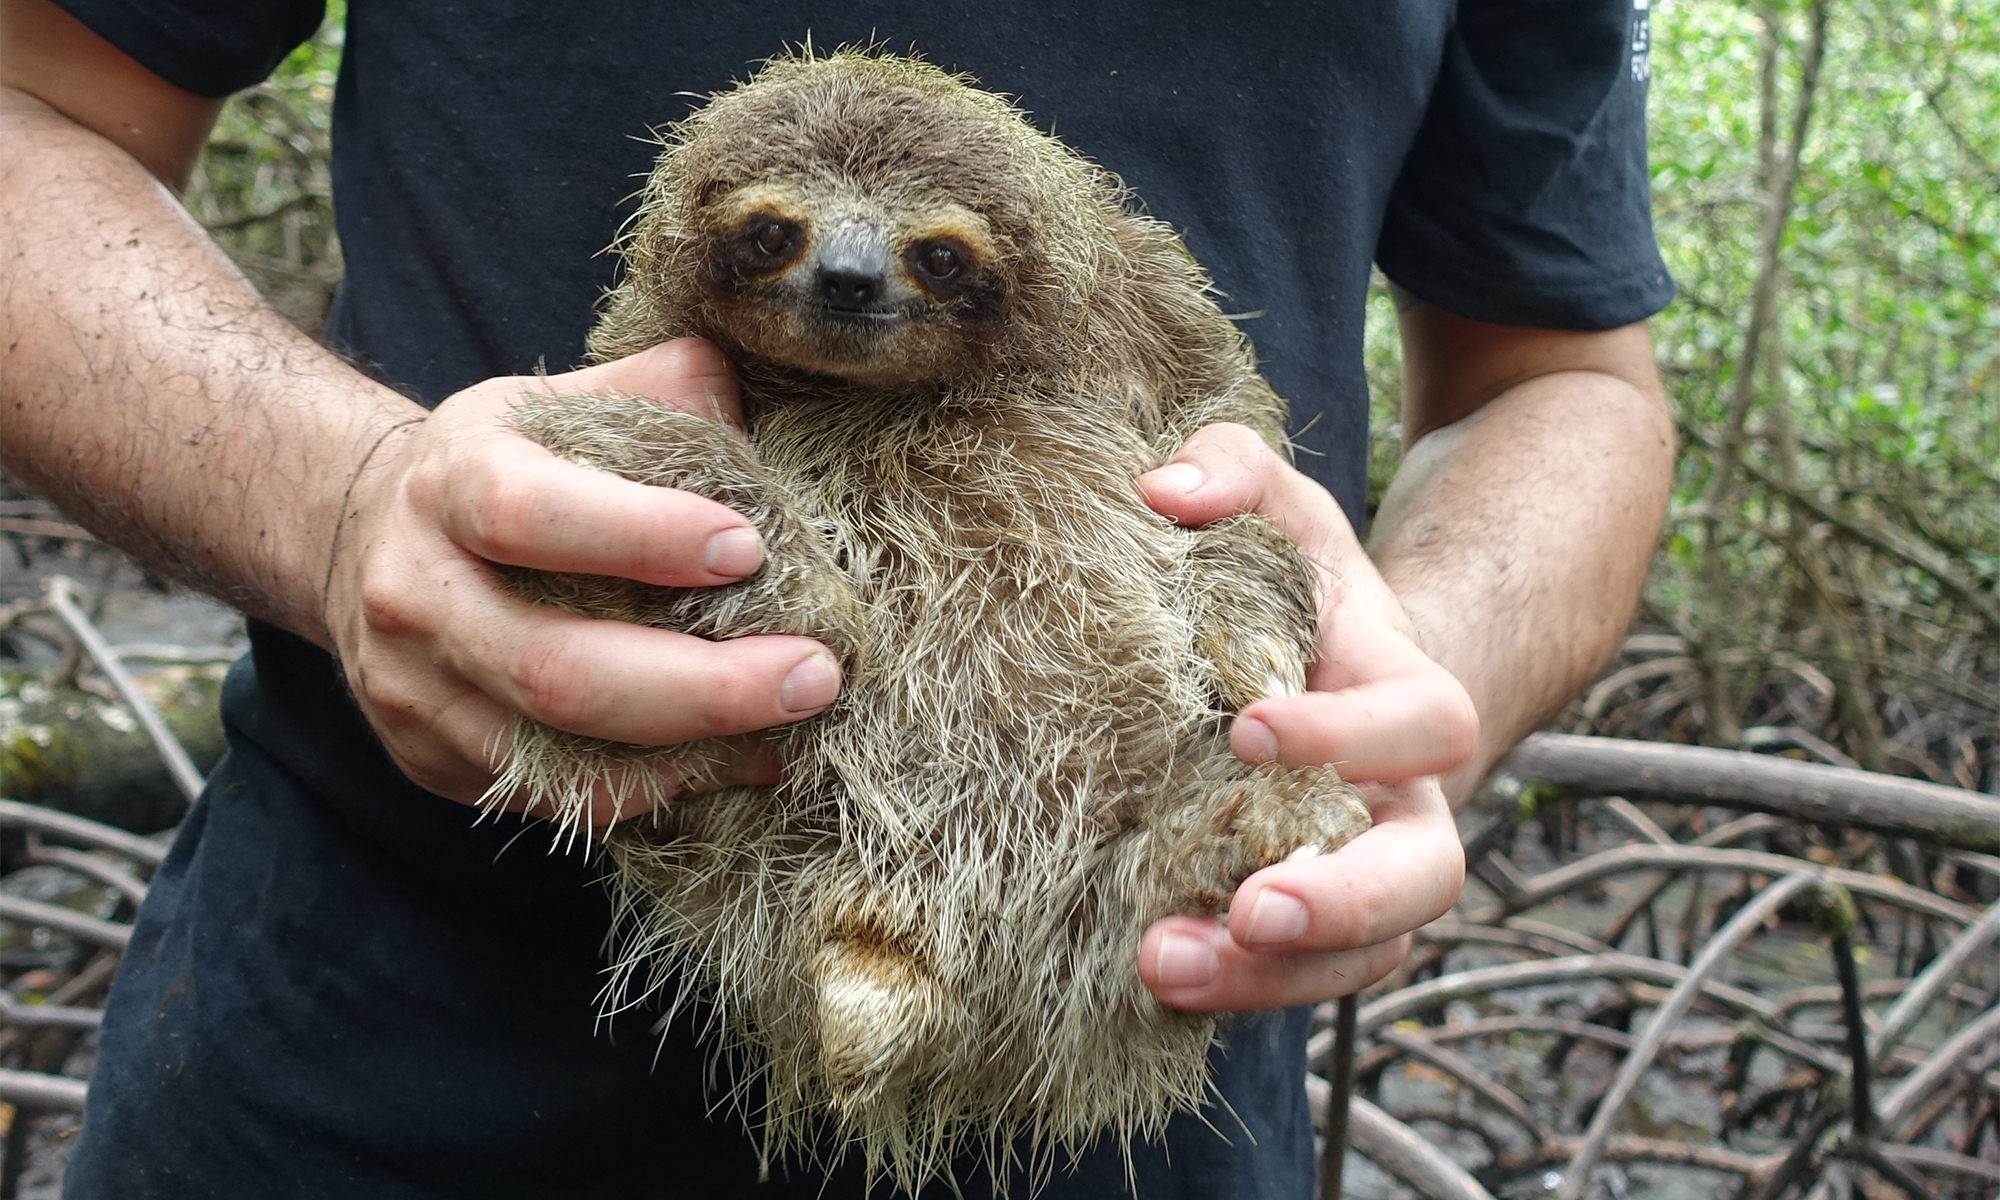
[51,0,327,99]
[1375,0,1675,330]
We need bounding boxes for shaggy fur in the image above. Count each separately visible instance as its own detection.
[490,50,1371,1194]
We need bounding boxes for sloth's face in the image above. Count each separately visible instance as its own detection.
[689,180,1014,386]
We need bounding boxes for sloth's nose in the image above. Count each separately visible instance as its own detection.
[818,265,885,310]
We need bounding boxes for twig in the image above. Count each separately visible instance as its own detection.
[1739,724,1860,770]
[108,642,244,666]
[1537,1134,1777,1183]
[23,835,150,906]
[0,951,119,1059]
[1877,1143,2000,1186]
[1775,979,1910,1021]
[1416,922,1587,959]
[1746,1086,1848,1200]
[1344,953,1783,1044]
[1556,870,1818,1199]
[1421,1016,1633,1053]
[1501,917,1616,954]
[1877,1002,2000,1133]
[0,799,169,869]
[0,993,102,1032]
[0,518,93,540]
[1374,1026,1541,1138]
[1871,897,2000,1070]
[1846,1141,1938,1198]
[0,894,130,950]
[1603,797,1676,846]
[1495,842,1972,926]
[42,576,205,804]
[1810,884,1873,1139]
[1596,812,1795,950]
[1317,995,1355,1200]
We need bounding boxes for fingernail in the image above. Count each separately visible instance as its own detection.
[1144,462,1206,496]
[1154,932,1221,989]
[1244,890,1309,945]
[703,527,762,577]
[1232,715,1279,764]
[779,653,841,715]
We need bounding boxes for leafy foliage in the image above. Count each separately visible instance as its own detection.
[186,4,344,336]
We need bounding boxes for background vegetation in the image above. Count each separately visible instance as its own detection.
[1367,0,2000,792]
[194,1,1998,788]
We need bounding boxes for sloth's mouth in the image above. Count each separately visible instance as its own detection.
[812,305,906,323]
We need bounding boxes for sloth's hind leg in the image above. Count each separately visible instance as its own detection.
[1146,761,1372,915]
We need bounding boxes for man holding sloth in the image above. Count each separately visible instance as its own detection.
[0,0,1673,1194]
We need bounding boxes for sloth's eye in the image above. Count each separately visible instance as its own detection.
[913,243,962,281]
[753,220,799,258]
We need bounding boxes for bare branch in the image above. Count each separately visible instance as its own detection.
[1500,734,2000,853]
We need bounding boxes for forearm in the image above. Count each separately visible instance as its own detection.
[1368,368,1675,805]
[0,86,422,646]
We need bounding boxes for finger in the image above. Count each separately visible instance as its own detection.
[1138,422,1404,621]
[1138,423,1351,558]
[439,573,843,744]
[1140,924,1411,1013]
[1234,673,1479,780]
[542,338,745,427]
[1225,779,1463,953]
[440,434,765,586]
[367,637,782,819]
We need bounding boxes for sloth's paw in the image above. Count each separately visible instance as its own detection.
[1203,764,1371,885]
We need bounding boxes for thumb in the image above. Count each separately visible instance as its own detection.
[537,338,744,428]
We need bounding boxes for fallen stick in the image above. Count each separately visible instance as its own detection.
[1374,1026,1541,1138]
[0,1069,87,1112]
[1876,1143,2000,1186]
[23,836,151,906]
[44,576,205,804]
[1536,1134,1777,1183]
[1877,1001,2000,1134]
[1500,733,2000,851]
[0,894,131,950]
[0,798,168,868]
[1871,898,2000,1070]
[1344,1096,1496,1200]
[0,994,102,1031]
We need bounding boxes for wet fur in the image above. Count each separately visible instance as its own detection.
[491,50,1370,1195]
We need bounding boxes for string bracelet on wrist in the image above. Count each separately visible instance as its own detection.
[321,415,427,641]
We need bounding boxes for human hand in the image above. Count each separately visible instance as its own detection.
[320,339,842,822]
[1133,423,1476,1010]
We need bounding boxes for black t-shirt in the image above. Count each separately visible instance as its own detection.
[51,2,1672,1197]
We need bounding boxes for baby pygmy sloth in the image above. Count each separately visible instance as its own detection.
[494,50,1370,1194]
